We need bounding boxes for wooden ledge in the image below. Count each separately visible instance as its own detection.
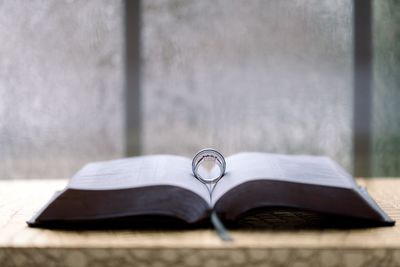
[0,178,399,266]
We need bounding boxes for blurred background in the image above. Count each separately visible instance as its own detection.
[0,0,398,179]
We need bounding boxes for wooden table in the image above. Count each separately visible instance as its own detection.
[0,179,399,267]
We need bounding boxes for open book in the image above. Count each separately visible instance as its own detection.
[28,153,394,229]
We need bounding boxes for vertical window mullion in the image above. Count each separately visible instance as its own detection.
[353,0,373,177]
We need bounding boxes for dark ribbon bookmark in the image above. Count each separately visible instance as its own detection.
[211,210,233,242]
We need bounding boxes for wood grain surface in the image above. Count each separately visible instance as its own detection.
[0,178,399,266]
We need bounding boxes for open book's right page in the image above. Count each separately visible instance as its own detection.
[212,152,356,205]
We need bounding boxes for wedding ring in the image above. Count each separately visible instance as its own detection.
[192,148,226,184]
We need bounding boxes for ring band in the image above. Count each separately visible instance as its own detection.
[192,148,226,184]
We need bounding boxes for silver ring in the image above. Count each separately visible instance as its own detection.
[192,148,226,184]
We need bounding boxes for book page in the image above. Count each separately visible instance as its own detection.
[68,155,210,203]
[212,152,356,204]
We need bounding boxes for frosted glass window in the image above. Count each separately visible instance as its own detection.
[142,0,353,171]
[2,0,399,179]
[0,1,125,179]
[372,0,400,176]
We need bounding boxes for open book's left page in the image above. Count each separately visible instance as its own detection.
[28,155,212,227]
[68,155,211,204]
